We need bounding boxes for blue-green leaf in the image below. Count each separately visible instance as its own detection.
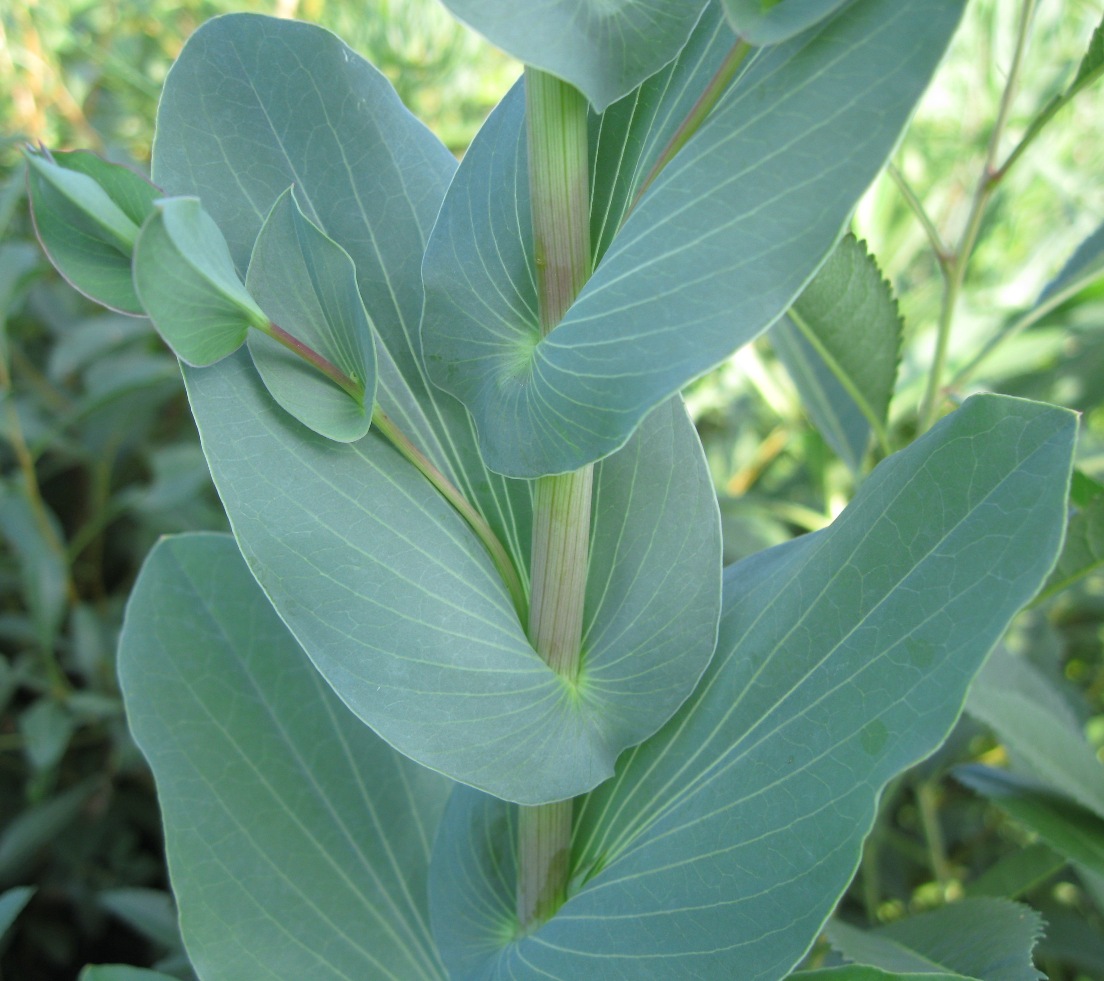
[25,149,156,315]
[133,196,264,365]
[0,886,35,943]
[153,12,531,581]
[78,967,179,981]
[424,0,966,477]
[437,0,709,112]
[827,899,1044,981]
[723,0,852,45]
[185,353,720,805]
[118,533,450,981]
[796,970,976,981]
[246,187,376,442]
[429,395,1074,979]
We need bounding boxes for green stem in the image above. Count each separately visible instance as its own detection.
[918,0,1036,431]
[628,39,752,219]
[371,408,528,624]
[256,318,365,403]
[516,66,594,933]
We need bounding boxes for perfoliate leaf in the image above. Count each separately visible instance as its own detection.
[429,395,1074,980]
[25,149,156,314]
[133,196,264,365]
[424,0,966,477]
[437,0,709,112]
[246,187,376,442]
[722,0,851,44]
[957,766,1104,880]
[118,534,451,981]
[827,900,1045,981]
[771,235,900,470]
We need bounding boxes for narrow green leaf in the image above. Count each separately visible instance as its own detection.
[965,842,1066,899]
[152,12,533,580]
[98,888,182,951]
[424,0,966,477]
[0,886,35,943]
[772,235,900,469]
[438,0,709,112]
[1038,222,1104,306]
[429,395,1075,979]
[966,645,1104,820]
[1071,15,1104,94]
[1037,470,1104,600]
[722,0,851,45]
[118,533,450,981]
[957,765,1104,880]
[827,900,1044,981]
[133,196,264,365]
[185,353,721,804]
[245,187,375,442]
[25,149,156,315]
[0,779,99,885]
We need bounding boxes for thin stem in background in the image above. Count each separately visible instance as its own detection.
[517,66,594,933]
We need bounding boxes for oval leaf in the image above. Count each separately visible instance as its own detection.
[438,0,709,112]
[25,149,156,314]
[246,187,376,442]
[424,0,966,477]
[119,533,451,981]
[429,395,1074,979]
[133,197,264,365]
[723,0,852,45]
[185,352,720,804]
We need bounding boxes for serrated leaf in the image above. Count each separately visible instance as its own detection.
[966,645,1104,820]
[424,0,966,477]
[245,187,375,442]
[723,0,851,45]
[771,235,900,470]
[827,900,1044,981]
[438,0,709,112]
[118,533,451,981]
[133,196,264,365]
[957,765,1104,880]
[429,395,1074,980]
[25,149,156,315]
[185,353,721,804]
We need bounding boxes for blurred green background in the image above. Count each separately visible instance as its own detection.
[1,0,1102,978]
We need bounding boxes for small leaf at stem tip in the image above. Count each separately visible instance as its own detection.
[245,187,376,442]
[24,147,159,314]
[133,196,264,366]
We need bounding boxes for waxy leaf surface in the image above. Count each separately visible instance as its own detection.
[153,12,533,580]
[723,0,851,45]
[133,196,262,365]
[119,534,450,981]
[437,0,708,112]
[185,354,720,804]
[424,0,965,477]
[246,187,375,442]
[797,970,975,981]
[430,395,1074,979]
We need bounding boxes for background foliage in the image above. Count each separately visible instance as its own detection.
[0,0,1101,978]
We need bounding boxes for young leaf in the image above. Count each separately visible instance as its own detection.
[423,0,966,477]
[771,235,901,470]
[436,0,709,112]
[827,899,1045,981]
[132,196,265,365]
[118,533,451,981]
[966,645,1104,820]
[957,765,1104,880]
[722,0,851,45]
[429,394,1074,979]
[24,149,157,315]
[152,13,533,581]
[246,187,376,442]
[185,352,721,805]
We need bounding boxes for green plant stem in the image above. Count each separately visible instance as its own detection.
[628,39,752,218]
[517,66,594,933]
[917,0,1036,431]
[257,318,365,403]
[371,408,527,623]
